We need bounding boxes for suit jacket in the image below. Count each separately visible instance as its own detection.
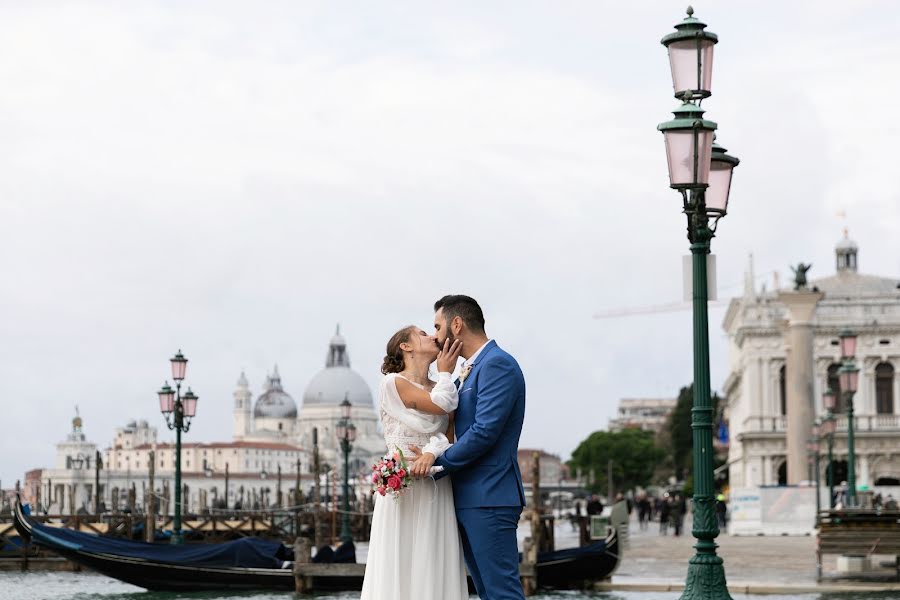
[435,340,526,509]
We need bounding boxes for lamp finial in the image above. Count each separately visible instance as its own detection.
[687,5,694,17]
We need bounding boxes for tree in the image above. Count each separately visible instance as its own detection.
[568,429,665,495]
[664,384,724,482]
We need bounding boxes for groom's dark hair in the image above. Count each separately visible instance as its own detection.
[434,295,485,334]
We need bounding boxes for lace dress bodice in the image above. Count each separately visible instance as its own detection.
[380,405,445,456]
[377,373,456,457]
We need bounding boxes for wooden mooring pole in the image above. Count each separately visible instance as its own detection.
[521,451,541,597]
[292,536,313,593]
[146,451,155,542]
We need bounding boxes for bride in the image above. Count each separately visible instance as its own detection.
[360,325,467,600]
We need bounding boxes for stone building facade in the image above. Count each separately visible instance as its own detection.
[723,234,900,489]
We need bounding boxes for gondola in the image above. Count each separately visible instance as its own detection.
[14,498,619,592]
[533,526,620,589]
[14,499,296,591]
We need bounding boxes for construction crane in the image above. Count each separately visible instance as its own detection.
[592,300,731,319]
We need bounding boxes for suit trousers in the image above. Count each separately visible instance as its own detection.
[456,506,524,600]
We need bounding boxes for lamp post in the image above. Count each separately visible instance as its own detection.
[659,8,738,600]
[808,425,822,522]
[336,398,357,544]
[157,350,198,545]
[822,389,837,509]
[838,330,860,507]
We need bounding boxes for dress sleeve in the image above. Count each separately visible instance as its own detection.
[429,372,459,413]
[422,433,452,458]
[379,375,448,434]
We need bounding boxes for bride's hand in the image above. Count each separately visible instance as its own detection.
[436,339,462,373]
[408,445,436,478]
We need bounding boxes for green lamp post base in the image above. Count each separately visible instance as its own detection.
[682,553,732,600]
[170,532,184,545]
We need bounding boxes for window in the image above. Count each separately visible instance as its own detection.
[876,363,895,414]
[827,363,844,412]
[779,365,787,416]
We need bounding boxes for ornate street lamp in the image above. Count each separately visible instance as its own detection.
[658,8,738,599]
[661,6,718,101]
[157,350,199,545]
[821,389,837,508]
[839,329,858,361]
[336,398,357,544]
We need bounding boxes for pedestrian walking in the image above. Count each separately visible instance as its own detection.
[715,494,727,530]
[659,496,671,535]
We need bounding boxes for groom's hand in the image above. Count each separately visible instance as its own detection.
[408,445,436,478]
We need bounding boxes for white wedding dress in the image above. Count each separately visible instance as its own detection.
[360,373,468,600]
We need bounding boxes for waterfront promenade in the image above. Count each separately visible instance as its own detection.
[601,513,900,594]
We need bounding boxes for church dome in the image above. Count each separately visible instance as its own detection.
[254,365,298,418]
[302,327,374,407]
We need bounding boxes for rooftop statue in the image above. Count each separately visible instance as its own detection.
[790,262,812,291]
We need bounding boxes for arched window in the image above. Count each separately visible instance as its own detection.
[777,461,787,486]
[779,365,787,416]
[827,363,844,413]
[876,363,895,414]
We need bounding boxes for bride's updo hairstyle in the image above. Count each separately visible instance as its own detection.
[381,325,416,375]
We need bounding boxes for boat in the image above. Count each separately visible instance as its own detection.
[13,499,296,591]
[14,498,619,592]
[533,527,620,589]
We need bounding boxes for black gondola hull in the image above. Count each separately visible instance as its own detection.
[15,500,619,592]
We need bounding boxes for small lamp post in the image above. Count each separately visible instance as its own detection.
[157,350,198,545]
[838,330,860,506]
[658,8,738,599]
[336,398,357,544]
[808,425,822,521]
[822,389,837,508]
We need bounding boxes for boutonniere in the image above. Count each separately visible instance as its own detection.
[459,364,473,384]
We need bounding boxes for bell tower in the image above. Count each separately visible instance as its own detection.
[232,371,253,439]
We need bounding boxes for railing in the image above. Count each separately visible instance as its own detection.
[0,509,373,545]
[743,414,900,434]
[742,416,787,432]
[835,414,900,432]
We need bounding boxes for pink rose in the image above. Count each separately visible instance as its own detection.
[392,452,401,461]
[372,473,380,484]
[377,486,386,496]
[387,475,402,491]
[397,469,406,478]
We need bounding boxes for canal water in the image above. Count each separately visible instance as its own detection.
[0,572,896,600]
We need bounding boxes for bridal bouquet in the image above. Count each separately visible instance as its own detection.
[371,448,411,498]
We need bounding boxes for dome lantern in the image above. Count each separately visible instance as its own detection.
[835,228,858,273]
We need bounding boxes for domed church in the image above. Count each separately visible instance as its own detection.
[233,327,384,472]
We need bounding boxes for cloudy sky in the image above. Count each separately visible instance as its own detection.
[2,1,899,485]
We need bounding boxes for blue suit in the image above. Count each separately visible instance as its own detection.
[435,340,526,600]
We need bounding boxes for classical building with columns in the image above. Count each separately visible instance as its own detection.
[25,329,386,514]
[723,234,900,489]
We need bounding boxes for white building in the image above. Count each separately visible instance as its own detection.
[608,398,677,433]
[723,234,900,489]
[27,329,386,514]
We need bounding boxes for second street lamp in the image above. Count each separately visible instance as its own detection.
[658,8,739,600]
[821,389,837,508]
[157,350,198,545]
[336,399,357,544]
[838,330,860,507]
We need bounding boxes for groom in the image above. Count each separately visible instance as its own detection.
[414,294,526,600]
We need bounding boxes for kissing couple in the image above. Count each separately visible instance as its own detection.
[360,294,527,600]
